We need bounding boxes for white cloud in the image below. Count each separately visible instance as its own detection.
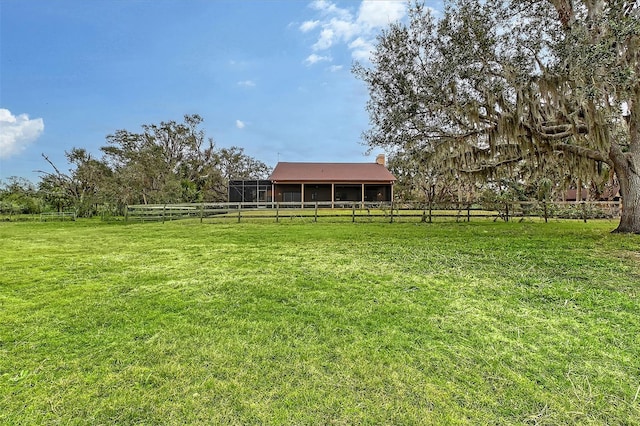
[300,20,320,32]
[329,17,359,41]
[0,108,44,159]
[300,0,407,63]
[357,1,406,30]
[329,65,344,72]
[313,28,335,50]
[236,120,246,129]
[349,37,376,61]
[309,0,352,20]
[237,80,256,87]
[304,53,331,66]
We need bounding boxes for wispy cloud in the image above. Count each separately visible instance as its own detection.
[313,28,336,50]
[300,0,408,64]
[300,20,320,32]
[329,65,344,72]
[0,108,44,159]
[310,0,351,20]
[237,80,256,87]
[235,119,246,129]
[304,53,331,66]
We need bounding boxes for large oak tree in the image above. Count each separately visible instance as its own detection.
[354,0,639,233]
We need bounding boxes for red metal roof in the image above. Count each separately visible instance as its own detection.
[269,162,396,183]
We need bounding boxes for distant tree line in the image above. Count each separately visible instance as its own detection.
[0,114,270,217]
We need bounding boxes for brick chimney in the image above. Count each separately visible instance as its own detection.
[375,154,385,166]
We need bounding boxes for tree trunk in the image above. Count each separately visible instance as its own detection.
[612,82,640,233]
[611,151,640,234]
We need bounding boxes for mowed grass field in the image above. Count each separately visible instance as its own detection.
[1,219,639,424]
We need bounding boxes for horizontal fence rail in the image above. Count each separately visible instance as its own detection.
[124,201,622,224]
[39,211,77,222]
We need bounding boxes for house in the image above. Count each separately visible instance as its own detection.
[228,155,397,206]
[563,184,620,202]
[269,155,396,206]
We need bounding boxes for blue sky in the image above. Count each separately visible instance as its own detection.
[0,0,441,182]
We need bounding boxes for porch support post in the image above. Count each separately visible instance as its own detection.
[301,183,305,208]
[361,184,365,207]
[331,184,335,209]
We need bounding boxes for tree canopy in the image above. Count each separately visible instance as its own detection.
[36,114,270,216]
[354,0,639,233]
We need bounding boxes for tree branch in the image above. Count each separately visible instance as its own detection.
[460,155,524,173]
[549,140,611,163]
[40,153,69,179]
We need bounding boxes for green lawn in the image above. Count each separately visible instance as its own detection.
[1,220,639,424]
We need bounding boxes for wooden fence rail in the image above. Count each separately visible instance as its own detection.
[39,211,77,222]
[124,201,621,224]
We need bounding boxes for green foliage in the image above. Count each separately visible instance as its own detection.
[101,114,219,205]
[0,177,43,214]
[387,151,460,204]
[1,221,639,423]
[36,114,271,214]
[100,115,270,205]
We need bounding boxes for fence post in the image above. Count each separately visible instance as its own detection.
[238,203,242,223]
[315,202,318,223]
[162,204,166,224]
[352,203,356,223]
[200,203,204,223]
[390,200,394,223]
[276,203,279,223]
